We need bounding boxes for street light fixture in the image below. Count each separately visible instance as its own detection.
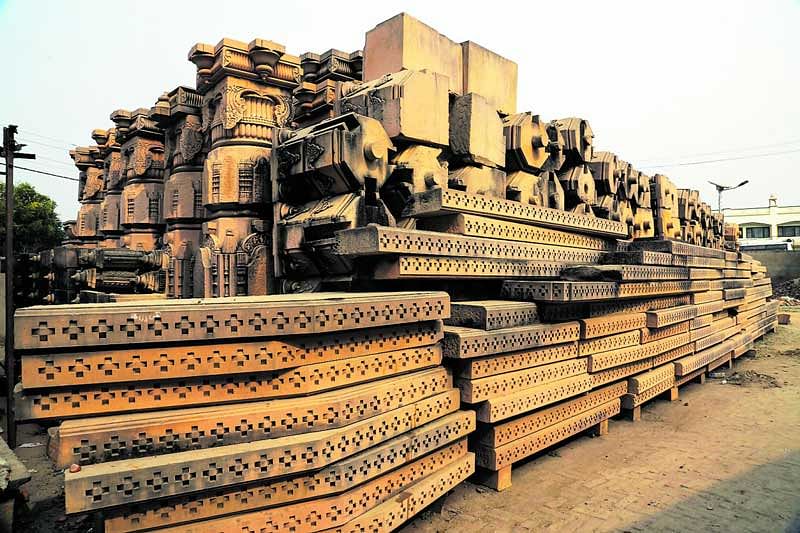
[709,179,749,213]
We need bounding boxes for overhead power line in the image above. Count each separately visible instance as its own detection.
[22,130,78,147]
[31,154,75,168]
[0,162,79,182]
[640,148,800,169]
[636,138,800,164]
[19,138,74,151]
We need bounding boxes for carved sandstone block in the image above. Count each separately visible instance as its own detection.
[449,93,505,168]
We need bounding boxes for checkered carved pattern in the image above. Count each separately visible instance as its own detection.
[503,281,708,303]
[22,321,443,388]
[622,373,675,409]
[105,439,469,532]
[106,439,472,533]
[591,358,654,388]
[586,295,692,318]
[674,340,737,376]
[429,213,619,251]
[695,299,725,316]
[479,382,627,448]
[650,343,695,367]
[690,314,714,329]
[15,292,450,349]
[630,239,727,259]
[374,256,572,280]
[588,332,691,372]
[694,325,740,352]
[605,251,673,266]
[321,452,475,533]
[457,359,589,403]
[482,309,539,331]
[579,313,648,339]
[65,407,474,513]
[640,321,691,344]
[628,363,676,394]
[53,368,452,467]
[578,330,641,356]
[458,342,579,379]
[404,188,629,237]
[539,295,692,322]
[476,374,593,423]
[605,265,691,281]
[618,281,709,298]
[443,322,580,359]
[476,400,621,470]
[20,346,443,420]
[645,305,699,328]
[341,225,608,263]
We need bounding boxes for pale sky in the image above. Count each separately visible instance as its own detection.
[1,0,798,221]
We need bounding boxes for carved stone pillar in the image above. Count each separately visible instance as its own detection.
[293,49,363,128]
[151,87,206,298]
[93,128,124,248]
[111,108,166,251]
[69,146,104,248]
[188,38,299,297]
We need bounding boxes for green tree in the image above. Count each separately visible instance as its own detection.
[0,182,65,254]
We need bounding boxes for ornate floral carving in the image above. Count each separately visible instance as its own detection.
[223,85,247,129]
[329,57,341,74]
[83,168,104,199]
[202,234,218,250]
[311,196,333,215]
[273,94,292,127]
[368,90,385,116]
[240,232,266,256]
[132,144,152,176]
[304,139,324,167]
[280,203,309,221]
[221,48,233,68]
[178,118,204,162]
[277,148,301,178]
[341,100,364,115]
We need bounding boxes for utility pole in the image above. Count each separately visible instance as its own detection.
[1,126,35,448]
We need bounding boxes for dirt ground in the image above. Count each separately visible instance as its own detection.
[404,312,800,533]
[8,313,800,533]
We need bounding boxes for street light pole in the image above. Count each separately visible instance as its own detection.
[709,180,749,214]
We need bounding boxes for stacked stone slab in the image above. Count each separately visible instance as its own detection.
[441,301,617,490]
[14,291,476,531]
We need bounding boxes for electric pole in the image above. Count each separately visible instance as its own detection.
[1,126,35,448]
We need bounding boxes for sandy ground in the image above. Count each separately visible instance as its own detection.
[9,313,800,533]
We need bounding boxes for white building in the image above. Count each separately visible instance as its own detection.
[723,195,800,247]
